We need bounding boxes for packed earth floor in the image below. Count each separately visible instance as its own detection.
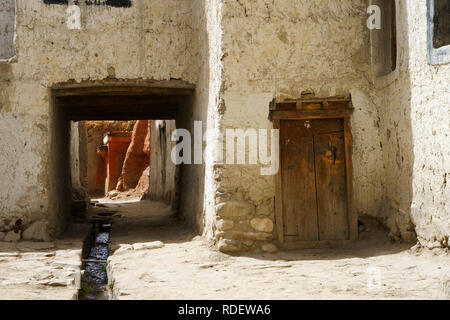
[0,199,448,300]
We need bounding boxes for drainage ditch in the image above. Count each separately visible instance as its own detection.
[79,223,112,300]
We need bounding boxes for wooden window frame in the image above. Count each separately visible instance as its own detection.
[427,0,450,65]
[0,0,17,62]
[270,98,358,249]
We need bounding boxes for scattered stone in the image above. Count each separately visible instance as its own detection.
[38,278,68,287]
[217,239,241,253]
[4,231,20,242]
[112,244,133,255]
[216,201,254,217]
[199,263,218,269]
[261,243,277,253]
[250,218,274,233]
[216,219,234,231]
[132,241,164,251]
[108,190,120,198]
[22,221,51,242]
[0,252,19,257]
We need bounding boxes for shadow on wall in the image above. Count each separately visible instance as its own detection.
[376,1,415,244]
[48,94,72,238]
[148,120,178,209]
[117,120,151,195]
[174,0,215,235]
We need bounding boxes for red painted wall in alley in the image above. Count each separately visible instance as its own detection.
[104,132,132,193]
[118,120,151,191]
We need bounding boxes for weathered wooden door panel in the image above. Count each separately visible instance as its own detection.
[314,132,349,240]
[283,119,343,136]
[281,121,319,241]
[273,99,355,246]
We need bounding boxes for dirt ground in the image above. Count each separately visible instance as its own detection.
[0,226,88,300]
[0,199,448,300]
[101,199,450,300]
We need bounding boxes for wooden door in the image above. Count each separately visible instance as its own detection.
[280,119,349,242]
[281,121,319,241]
[314,132,349,240]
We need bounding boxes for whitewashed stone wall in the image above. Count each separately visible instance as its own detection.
[0,0,447,250]
[213,0,385,252]
[0,0,205,238]
[377,1,449,248]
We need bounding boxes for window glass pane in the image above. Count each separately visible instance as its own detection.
[0,0,15,59]
[372,0,397,76]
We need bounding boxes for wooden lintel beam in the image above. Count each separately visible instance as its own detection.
[69,114,177,121]
[59,97,185,109]
[53,86,195,97]
[281,97,351,103]
[63,104,181,113]
[271,109,353,120]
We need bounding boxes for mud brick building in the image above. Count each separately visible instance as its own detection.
[0,0,448,252]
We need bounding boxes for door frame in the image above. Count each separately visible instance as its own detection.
[270,97,358,248]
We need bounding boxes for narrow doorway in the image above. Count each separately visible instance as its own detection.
[272,97,358,246]
[49,84,195,235]
[280,119,348,241]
